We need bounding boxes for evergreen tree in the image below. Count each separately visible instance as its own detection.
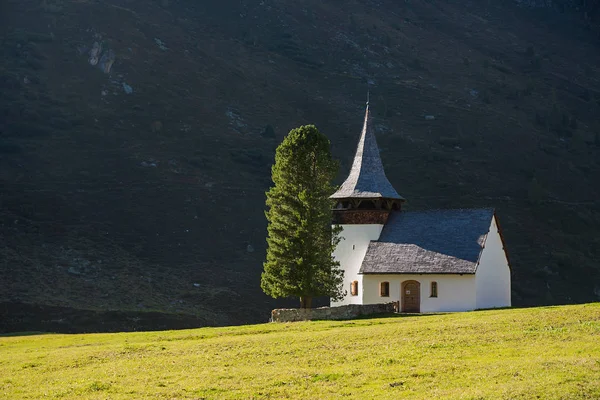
[261,125,344,308]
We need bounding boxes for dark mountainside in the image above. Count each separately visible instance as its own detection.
[1,0,599,332]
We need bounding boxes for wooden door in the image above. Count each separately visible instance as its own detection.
[401,280,420,313]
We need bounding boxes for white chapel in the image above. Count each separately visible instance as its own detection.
[330,105,511,312]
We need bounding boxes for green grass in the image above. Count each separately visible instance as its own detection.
[1,304,600,399]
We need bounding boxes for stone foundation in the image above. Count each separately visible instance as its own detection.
[271,302,398,323]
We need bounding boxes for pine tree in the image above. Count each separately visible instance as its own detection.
[261,125,344,308]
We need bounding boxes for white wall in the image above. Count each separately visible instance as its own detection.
[331,224,383,306]
[475,216,511,309]
[362,274,477,312]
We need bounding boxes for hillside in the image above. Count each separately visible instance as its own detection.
[1,0,600,330]
[1,304,600,399]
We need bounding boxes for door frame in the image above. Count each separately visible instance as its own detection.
[401,280,421,313]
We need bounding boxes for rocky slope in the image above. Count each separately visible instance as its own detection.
[1,0,599,331]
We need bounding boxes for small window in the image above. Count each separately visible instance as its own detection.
[350,281,358,296]
[430,281,438,298]
[352,244,355,250]
[380,281,390,297]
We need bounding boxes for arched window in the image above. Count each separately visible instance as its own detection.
[350,281,358,296]
[430,281,438,298]
[380,281,390,297]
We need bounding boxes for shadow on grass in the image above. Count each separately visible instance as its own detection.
[0,331,47,337]
[354,312,448,320]
[472,304,598,313]
[310,312,448,322]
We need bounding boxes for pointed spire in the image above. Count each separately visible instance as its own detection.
[331,105,404,200]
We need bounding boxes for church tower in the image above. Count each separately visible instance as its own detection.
[330,104,405,306]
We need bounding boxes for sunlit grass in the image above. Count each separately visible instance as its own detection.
[1,303,599,399]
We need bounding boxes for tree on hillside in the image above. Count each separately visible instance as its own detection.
[261,125,344,308]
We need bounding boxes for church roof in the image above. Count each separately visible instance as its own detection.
[330,105,404,200]
[360,209,495,274]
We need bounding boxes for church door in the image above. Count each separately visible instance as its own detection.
[401,280,420,313]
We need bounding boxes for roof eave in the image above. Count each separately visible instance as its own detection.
[330,193,406,201]
[359,271,477,275]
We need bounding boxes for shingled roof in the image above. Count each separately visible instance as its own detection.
[330,105,404,200]
[360,209,495,274]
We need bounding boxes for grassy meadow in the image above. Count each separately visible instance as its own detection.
[1,303,599,399]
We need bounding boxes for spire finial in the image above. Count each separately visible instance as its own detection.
[366,88,370,106]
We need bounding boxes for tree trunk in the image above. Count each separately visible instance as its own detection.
[299,296,312,309]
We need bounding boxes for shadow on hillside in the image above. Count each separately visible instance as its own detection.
[0,302,212,335]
